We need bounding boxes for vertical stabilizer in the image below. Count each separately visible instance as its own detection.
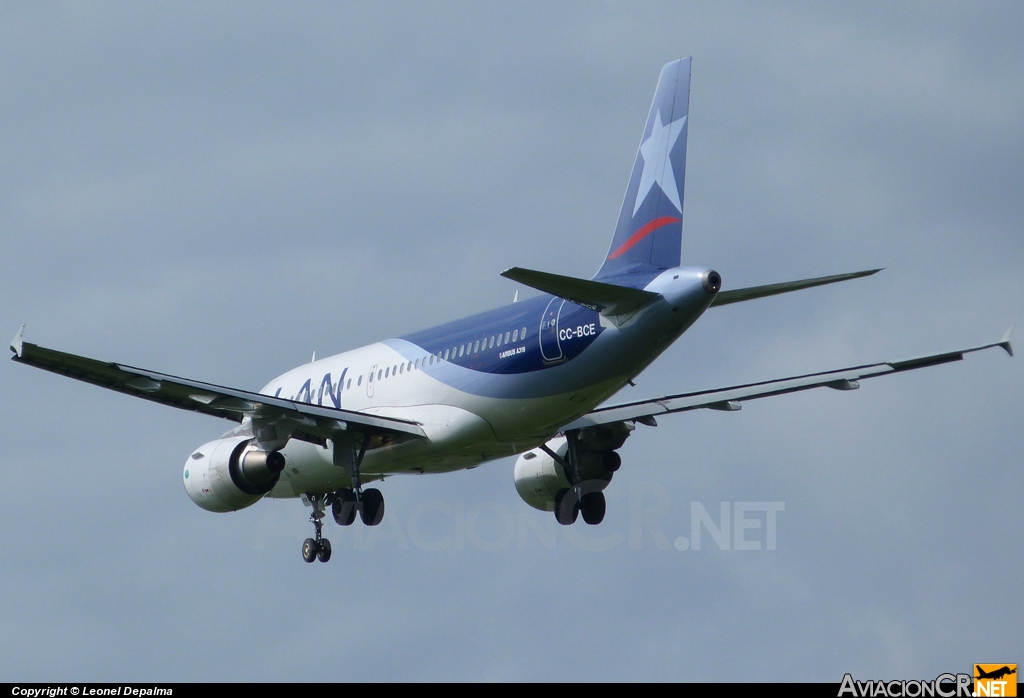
[595,58,691,281]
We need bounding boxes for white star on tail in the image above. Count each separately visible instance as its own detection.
[633,110,686,215]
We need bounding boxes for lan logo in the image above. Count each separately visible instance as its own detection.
[975,665,1017,697]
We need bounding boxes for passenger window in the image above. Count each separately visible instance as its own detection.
[512,330,519,342]
[473,340,480,353]
[504,331,510,343]
[377,370,382,380]
[444,349,449,360]
[458,345,464,357]
[385,367,390,378]
[521,327,527,338]
[408,361,413,371]
[489,336,494,348]
[399,364,404,374]
[393,365,397,376]
[347,379,351,389]
[358,375,363,386]
[414,359,419,369]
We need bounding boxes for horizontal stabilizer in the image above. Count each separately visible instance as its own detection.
[501,267,659,317]
[710,268,882,307]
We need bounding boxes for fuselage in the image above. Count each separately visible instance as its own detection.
[196,266,716,500]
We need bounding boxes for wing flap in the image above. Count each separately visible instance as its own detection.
[11,337,426,439]
[563,333,1013,430]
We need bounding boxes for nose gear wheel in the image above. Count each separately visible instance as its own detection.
[301,493,331,563]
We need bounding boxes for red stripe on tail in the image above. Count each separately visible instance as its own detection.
[607,216,681,260]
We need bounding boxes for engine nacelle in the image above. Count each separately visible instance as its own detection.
[183,436,285,513]
[514,436,622,511]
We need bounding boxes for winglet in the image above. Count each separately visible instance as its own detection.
[999,326,1014,357]
[10,325,24,358]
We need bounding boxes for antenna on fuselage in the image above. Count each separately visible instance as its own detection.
[311,351,316,363]
[513,290,519,303]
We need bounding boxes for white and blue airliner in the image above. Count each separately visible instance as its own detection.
[11,58,1013,563]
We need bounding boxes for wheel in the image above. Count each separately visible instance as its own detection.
[317,538,332,562]
[554,488,579,525]
[580,491,606,525]
[360,488,385,526]
[301,538,318,563]
[604,451,622,473]
[332,489,357,526]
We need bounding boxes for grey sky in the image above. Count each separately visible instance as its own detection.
[1,2,1021,681]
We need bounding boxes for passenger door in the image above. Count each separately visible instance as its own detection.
[539,297,566,364]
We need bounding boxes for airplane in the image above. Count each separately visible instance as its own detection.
[975,666,1016,681]
[9,58,1013,563]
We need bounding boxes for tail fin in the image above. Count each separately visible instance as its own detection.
[595,58,691,281]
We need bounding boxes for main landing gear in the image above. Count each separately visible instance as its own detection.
[542,430,618,526]
[554,487,606,525]
[330,486,384,526]
[300,434,385,563]
[330,433,384,527]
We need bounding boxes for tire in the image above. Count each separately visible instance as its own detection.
[332,489,357,526]
[580,491,606,525]
[554,488,579,525]
[317,538,332,563]
[604,451,622,473]
[360,488,385,526]
[302,538,318,563]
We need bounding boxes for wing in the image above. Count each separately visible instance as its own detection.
[562,330,1014,431]
[9,327,426,442]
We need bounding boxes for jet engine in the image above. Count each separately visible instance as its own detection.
[514,435,622,511]
[183,436,285,513]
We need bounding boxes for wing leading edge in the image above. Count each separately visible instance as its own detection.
[562,329,1014,431]
[9,329,426,442]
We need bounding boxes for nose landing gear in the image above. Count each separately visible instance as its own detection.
[301,494,331,563]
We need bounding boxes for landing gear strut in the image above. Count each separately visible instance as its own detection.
[542,431,607,526]
[331,433,385,527]
[301,494,331,563]
[301,434,388,563]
